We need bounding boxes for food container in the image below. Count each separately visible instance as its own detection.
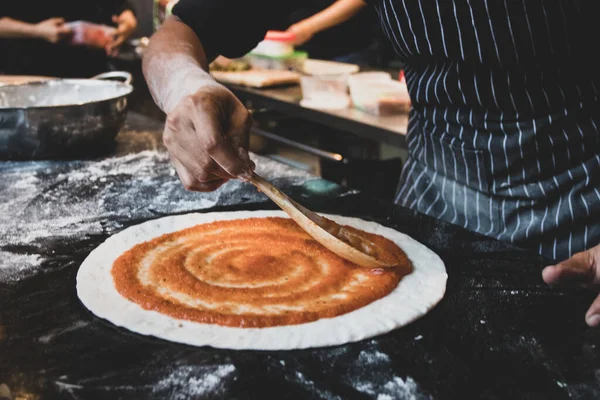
[299,74,350,110]
[67,21,116,49]
[299,59,359,76]
[246,51,308,71]
[251,31,296,57]
[349,78,411,116]
[347,71,392,86]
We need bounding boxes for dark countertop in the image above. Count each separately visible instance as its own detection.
[1,112,599,400]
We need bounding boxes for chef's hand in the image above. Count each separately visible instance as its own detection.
[542,243,600,327]
[163,84,255,192]
[286,22,314,46]
[34,18,72,44]
[106,10,137,56]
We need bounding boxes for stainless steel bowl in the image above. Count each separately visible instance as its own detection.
[0,71,133,160]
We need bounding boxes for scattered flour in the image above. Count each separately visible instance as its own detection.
[308,343,431,400]
[0,252,43,282]
[0,150,315,284]
[291,371,343,400]
[38,320,90,344]
[348,346,431,400]
[55,381,85,394]
[356,377,429,400]
[152,364,236,399]
[357,350,391,365]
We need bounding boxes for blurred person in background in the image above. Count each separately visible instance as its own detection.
[212,0,388,68]
[0,1,137,78]
[284,0,385,66]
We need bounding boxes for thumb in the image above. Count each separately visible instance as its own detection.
[59,25,72,35]
[51,17,65,26]
[542,250,598,286]
[112,15,120,24]
[585,293,600,327]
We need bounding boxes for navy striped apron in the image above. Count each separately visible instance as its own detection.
[369,0,600,261]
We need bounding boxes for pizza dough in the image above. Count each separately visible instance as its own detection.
[77,210,447,350]
[111,217,411,327]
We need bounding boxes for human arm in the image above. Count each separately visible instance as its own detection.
[286,0,367,46]
[142,0,299,191]
[142,15,254,191]
[0,17,71,43]
[542,243,600,327]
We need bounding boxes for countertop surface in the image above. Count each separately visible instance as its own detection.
[1,113,599,400]
[227,84,408,149]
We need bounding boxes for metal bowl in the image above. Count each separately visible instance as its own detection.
[0,71,133,160]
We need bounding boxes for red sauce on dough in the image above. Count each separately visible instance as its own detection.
[112,217,412,328]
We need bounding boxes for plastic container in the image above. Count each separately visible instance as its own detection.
[67,21,116,49]
[153,0,180,31]
[246,51,308,71]
[347,71,392,86]
[299,74,350,110]
[349,79,411,116]
[251,30,296,57]
[300,59,360,76]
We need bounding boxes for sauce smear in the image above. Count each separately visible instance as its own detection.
[112,217,412,328]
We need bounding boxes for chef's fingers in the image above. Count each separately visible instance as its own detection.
[585,293,600,327]
[226,105,255,178]
[164,115,231,182]
[170,155,226,192]
[237,147,255,173]
[542,246,600,287]
[110,35,126,50]
[112,15,120,24]
[189,94,252,178]
[49,18,66,26]
[228,104,253,150]
[58,26,73,36]
[172,139,231,182]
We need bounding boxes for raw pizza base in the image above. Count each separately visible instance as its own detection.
[76,210,447,350]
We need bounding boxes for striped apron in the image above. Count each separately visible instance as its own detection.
[369,0,600,261]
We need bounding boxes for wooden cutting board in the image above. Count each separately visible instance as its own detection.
[211,69,300,88]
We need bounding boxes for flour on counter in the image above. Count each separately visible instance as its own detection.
[355,376,430,400]
[357,350,391,365]
[38,320,90,344]
[349,345,431,400]
[289,371,343,400]
[55,381,85,394]
[0,252,42,282]
[0,149,316,284]
[152,364,236,399]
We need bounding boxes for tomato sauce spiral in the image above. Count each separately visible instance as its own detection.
[112,217,412,328]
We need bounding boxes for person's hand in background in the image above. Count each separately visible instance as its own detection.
[286,22,315,46]
[106,9,137,56]
[34,17,72,44]
[542,243,600,327]
[285,0,366,47]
